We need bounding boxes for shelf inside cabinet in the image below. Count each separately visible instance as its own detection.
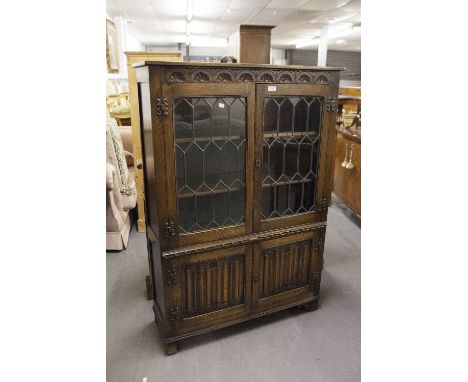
[263,131,319,139]
[262,178,312,187]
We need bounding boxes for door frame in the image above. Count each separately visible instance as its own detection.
[253,83,336,233]
[162,82,256,249]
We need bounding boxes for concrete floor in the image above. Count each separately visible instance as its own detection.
[107,202,360,382]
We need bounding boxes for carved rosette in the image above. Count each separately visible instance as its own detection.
[155,97,169,117]
[164,219,176,238]
[167,306,181,322]
[313,237,325,269]
[316,198,328,214]
[166,269,178,286]
[326,97,336,112]
[311,271,321,290]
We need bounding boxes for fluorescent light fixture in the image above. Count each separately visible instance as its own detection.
[190,36,228,47]
[186,21,191,36]
[295,38,319,49]
[336,0,350,8]
[187,0,194,21]
[336,39,345,44]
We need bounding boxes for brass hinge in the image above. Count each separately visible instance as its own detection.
[167,306,181,322]
[326,96,336,112]
[164,219,176,239]
[156,97,169,117]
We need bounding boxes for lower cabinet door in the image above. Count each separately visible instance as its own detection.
[252,229,325,312]
[168,245,253,335]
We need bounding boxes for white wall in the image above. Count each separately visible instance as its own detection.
[227,31,240,59]
[271,48,287,65]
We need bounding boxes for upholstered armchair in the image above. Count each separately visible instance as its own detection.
[106,118,137,250]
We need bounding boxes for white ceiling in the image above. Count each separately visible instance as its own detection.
[107,0,361,51]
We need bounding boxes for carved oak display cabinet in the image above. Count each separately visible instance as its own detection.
[135,61,341,355]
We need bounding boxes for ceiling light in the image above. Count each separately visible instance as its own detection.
[226,8,232,13]
[190,36,228,47]
[336,0,350,8]
[187,0,194,21]
[186,21,191,36]
[336,39,345,44]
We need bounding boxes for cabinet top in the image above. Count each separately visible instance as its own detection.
[133,60,344,71]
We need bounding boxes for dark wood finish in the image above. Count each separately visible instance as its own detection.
[239,25,275,64]
[136,61,341,354]
[333,126,361,215]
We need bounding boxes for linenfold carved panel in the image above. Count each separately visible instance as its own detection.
[182,255,245,318]
[261,240,312,298]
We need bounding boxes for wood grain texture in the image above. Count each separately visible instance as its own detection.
[239,25,275,64]
[136,62,340,354]
[125,51,182,232]
[333,129,361,215]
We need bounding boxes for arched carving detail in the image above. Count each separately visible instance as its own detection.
[316,74,331,84]
[278,72,293,83]
[216,72,233,82]
[297,73,312,83]
[168,71,185,82]
[193,71,210,82]
[237,71,254,81]
[259,71,274,82]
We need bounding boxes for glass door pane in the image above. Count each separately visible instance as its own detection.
[261,96,323,221]
[174,97,247,234]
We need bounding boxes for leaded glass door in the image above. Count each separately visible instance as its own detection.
[163,83,255,248]
[253,84,335,232]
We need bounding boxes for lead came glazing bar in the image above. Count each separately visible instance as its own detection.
[174,97,246,233]
[261,97,322,220]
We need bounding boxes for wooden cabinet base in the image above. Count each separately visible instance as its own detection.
[149,223,326,355]
[157,296,320,355]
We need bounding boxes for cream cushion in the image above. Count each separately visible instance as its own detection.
[106,118,135,197]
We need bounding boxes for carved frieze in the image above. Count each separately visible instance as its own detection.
[164,67,335,85]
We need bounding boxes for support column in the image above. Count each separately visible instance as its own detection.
[317,26,328,66]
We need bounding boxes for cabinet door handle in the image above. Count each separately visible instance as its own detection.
[255,159,261,168]
[252,272,259,282]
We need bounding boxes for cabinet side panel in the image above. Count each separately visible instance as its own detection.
[149,238,166,315]
[137,81,159,233]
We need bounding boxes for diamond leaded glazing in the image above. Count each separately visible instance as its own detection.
[261,96,322,220]
[174,97,246,234]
